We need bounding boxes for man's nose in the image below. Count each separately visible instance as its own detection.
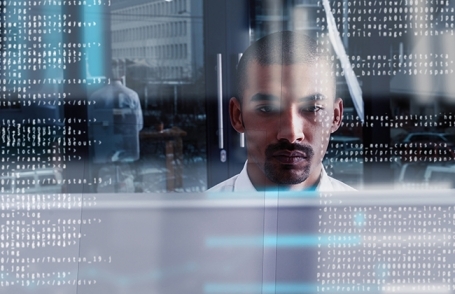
[276,107,305,143]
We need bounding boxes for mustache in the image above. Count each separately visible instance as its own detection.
[265,141,314,158]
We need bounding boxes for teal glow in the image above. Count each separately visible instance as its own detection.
[206,234,361,247]
[353,213,366,226]
[83,4,104,77]
[205,283,379,293]
[204,283,316,293]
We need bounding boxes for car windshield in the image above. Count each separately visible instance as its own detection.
[409,134,445,142]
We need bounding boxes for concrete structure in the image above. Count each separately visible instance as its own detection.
[110,0,203,82]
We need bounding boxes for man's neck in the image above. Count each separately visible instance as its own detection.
[246,161,323,191]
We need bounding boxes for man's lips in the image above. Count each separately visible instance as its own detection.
[271,151,308,164]
[265,142,314,166]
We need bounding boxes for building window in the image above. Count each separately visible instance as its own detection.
[171,1,176,14]
[178,0,184,13]
[179,21,183,36]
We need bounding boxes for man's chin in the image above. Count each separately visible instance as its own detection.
[264,163,310,185]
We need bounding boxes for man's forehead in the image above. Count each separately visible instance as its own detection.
[246,60,332,78]
[243,61,335,99]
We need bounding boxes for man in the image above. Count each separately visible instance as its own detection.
[209,31,355,192]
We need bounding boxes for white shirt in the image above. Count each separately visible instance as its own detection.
[207,161,356,192]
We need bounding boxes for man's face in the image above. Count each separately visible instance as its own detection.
[230,61,342,190]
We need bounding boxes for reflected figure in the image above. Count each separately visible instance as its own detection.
[88,78,144,193]
[89,78,144,163]
[209,31,354,192]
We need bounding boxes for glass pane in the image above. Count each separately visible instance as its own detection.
[0,0,207,194]
[91,0,207,192]
[102,0,207,193]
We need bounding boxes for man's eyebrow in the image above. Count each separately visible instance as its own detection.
[250,93,280,102]
[249,93,328,103]
[298,93,327,102]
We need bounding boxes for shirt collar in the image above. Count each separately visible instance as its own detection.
[233,161,257,192]
[317,166,335,191]
[234,160,331,192]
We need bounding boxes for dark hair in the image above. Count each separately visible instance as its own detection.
[236,31,334,102]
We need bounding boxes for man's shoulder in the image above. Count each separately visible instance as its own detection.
[206,174,239,192]
[317,166,356,191]
[323,175,357,191]
[206,161,257,192]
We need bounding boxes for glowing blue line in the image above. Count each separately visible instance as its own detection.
[83,5,104,77]
[206,235,361,247]
[204,283,316,293]
[205,283,381,293]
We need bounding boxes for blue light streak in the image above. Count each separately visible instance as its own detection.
[206,235,361,248]
[204,283,316,293]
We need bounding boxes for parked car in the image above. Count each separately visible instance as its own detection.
[401,132,455,144]
[395,132,455,163]
[396,162,455,189]
[424,164,455,188]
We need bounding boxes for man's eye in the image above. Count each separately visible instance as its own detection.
[301,105,323,113]
[257,105,279,113]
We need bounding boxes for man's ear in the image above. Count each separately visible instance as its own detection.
[229,97,245,133]
[331,97,343,133]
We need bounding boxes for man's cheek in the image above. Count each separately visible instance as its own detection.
[246,129,271,142]
[245,130,269,156]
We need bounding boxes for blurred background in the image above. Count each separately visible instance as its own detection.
[1,0,455,193]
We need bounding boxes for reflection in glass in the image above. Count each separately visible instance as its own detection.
[95,0,207,192]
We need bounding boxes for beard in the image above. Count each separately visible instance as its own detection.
[263,141,315,185]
